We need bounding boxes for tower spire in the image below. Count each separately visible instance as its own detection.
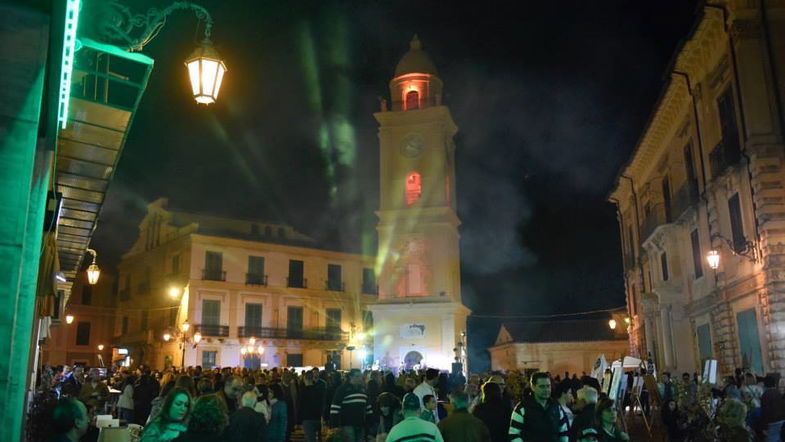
[410,34,422,50]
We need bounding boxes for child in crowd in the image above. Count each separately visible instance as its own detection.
[420,394,437,423]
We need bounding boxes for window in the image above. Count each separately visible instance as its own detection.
[53,290,63,320]
[287,306,303,332]
[326,308,341,331]
[201,351,217,369]
[204,251,223,280]
[171,255,180,275]
[697,324,712,362]
[736,308,764,375]
[327,264,342,291]
[287,353,303,367]
[661,252,669,282]
[406,172,422,205]
[141,310,148,329]
[81,285,92,305]
[76,322,90,346]
[718,87,741,158]
[405,90,419,110]
[122,316,128,334]
[362,268,376,294]
[245,303,263,328]
[662,176,671,223]
[288,260,304,288]
[247,256,266,284]
[684,142,698,197]
[121,275,130,301]
[691,229,703,278]
[202,299,221,325]
[728,193,745,253]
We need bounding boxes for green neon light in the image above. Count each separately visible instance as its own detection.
[58,0,81,129]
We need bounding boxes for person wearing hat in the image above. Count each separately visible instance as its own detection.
[414,368,441,423]
[385,393,444,442]
[575,427,599,442]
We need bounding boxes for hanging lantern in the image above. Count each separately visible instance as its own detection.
[163,332,172,342]
[707,250,720,270]
[185,40,227,105]
[193,332,202,344]
[86,248,100,285]
[65,314,74,324]
[97,344,104,351]
[608,319,617,330]
[181,320,190,333]
[240,347,247,355]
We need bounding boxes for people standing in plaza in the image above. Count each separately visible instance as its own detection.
[421,394,437,423]
[48,398,89,442]
[438,391,491,442]
[414,369,440,422]
[267,383,289,442]
[301,370,326,442]
[716,398,754,442]
[175,393,228,442]
[385,393,444,442]
[225,391,267,442]
[330,368,373,442]
[571,385,599,441]
[134,366,161,425]
[140,387,191,442]
[60,365,83,399]
[473,381,512,442]
[375,392,403,442]
[593,397,629,442]
[219,375,244,415]
[553,381,573,439]
[757,374,785,442]
[117,373,136,422]
[78,368,109,414]
[508,372,563,442]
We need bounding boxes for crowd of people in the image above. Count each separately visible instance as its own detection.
[31,362,785,442]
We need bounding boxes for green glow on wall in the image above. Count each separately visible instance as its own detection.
[57,0,81,129]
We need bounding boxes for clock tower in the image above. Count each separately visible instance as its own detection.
[370,36,469,372]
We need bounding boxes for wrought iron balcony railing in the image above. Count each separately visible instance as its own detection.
[194,324,229,337]
[326,280,345,292]
[202,269,226,281]
[237,326,346,341]
[245,273,268,286]
[287,277,307,288]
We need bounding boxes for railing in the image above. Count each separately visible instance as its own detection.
[326,281,345,292]
[709,140,741,178]
[202,269,226,281]
[287,277,308,288]
[245,273,268,286]
[670,182,699,219]
[194,324,229,337]
[640,211,666,243]
[237,326,347,341]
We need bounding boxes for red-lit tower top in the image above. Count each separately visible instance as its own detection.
[388,35,443,111]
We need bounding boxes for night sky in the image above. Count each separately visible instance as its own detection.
[91,0,699,370]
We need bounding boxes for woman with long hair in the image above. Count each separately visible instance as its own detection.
[471,381,511,442]
[375,392,402,442]
[140,387,191,442]
[267,383,288,442]
[175,393,229,442]
[594,397,629,441]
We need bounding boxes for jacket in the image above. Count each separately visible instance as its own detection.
[508,396,563,442]
[301,381,326,421]
[79,381,110,411]
[438,409,491,442]
[267,399,288,442]
[472,400,511,442]
[225,406,267,442]
[330,383,372,427]
[385,415,444,442]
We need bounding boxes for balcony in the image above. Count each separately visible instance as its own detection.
[326,280,345,292]
[202,269,226,281]
[237,326,347,341]
[640,211,666,244]
[709,140,741,179]
[245,273,268,286]
[670,182,699,219]
[194,324,230,337]
[287,277,308,289]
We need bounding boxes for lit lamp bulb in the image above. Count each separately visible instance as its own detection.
[181,320,190,333]
[185,40,227,105]
[257,346,264,355]
[624,317,631,325]
[163,332,172,342]
[609,319,617,330]
[249,337,256,345]
[168,287,182,298]
[193,332,202,344]
[86,249,100,285]
[246,345,255,354]
[65,314,74,324]
[97,344,104,351]
[241,347,247,355]
[707,250,720,270]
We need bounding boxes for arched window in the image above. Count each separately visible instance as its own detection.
[405,90,419,111]
[406,172,422,205]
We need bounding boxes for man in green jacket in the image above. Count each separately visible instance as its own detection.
[438,391,491,442]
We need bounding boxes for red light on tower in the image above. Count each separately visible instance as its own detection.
[406,172,422,205]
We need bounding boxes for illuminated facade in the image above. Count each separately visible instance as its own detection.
[115,198,376,370]
[370,36,470,372]
[609,2,785,376]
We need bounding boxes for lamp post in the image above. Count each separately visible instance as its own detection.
[86,249,100,285]
[96,1,227,104]
[163,319,200,368]
[240,341,264,369]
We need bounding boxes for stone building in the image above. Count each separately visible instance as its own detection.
[114,198,377,370]
[609,1,785,376]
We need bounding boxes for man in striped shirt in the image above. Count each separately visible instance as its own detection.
[385,393,444,442]
[508,372,567,442]
[330,369,373,442]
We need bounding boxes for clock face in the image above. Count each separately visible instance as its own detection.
[400,134,425,157]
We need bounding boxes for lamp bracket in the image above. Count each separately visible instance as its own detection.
[710,233,759,263]
[98,1,214,52]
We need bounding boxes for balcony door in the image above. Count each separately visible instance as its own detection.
[287,306,303,338]
[288,260,304,287]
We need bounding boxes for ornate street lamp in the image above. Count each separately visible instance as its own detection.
[168,286,182,298]
[163,332,172,342]
[707,249,721,270]
[193,332,202,344]
[181,320,190,333]
[97,344,104,351]
[86,248,100,285]
[97,1,227,104]
[608,319,617,330]
[65,314,75,324]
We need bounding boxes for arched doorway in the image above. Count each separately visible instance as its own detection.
[405,90,420,110]
[403,351,423,370]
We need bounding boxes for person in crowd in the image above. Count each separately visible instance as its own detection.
[219,375,244,415]
[196,378,212,396]
[149,374,180,425]
[658,372,677,404]
[175,374,196,398]
[60,365,83,398]
[117,373,136,422]
[571,385,599,441]
[225,391,267,442]
[716,398,754,442]
[330,368,373,442]
[48,398,89,442]
[375,392,403,441]
[267,383,288,442]
[421,394,437,423]
[679,372,697,408]
[473,381,512,442]
[385,393,444,442]
[757,374,785,442]
[78,368,109,414]
[593,397,629,442]
[255,384,272,423]
[135,366,161,425]
[301,370,326,442]
[438,391,491,442]
[141,387,191,442]
[723,376,742,400]
[508,372,564,442]
[661,399,684,442]
[553,381,573,439]
[574,427,600,442]
[414,369,440,422]
[175,393,229,442]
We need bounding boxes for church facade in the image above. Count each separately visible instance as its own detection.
[370,36,470,372]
